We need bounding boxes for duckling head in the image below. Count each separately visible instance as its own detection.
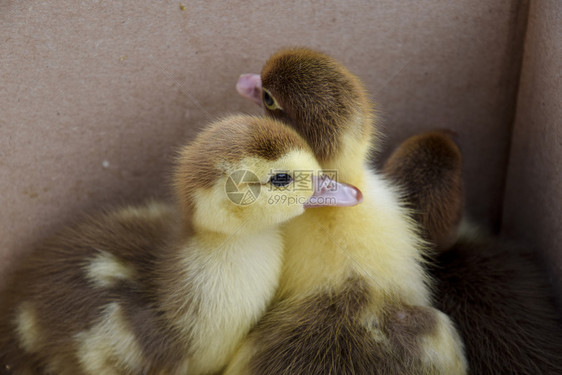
[237,47,375,172]
[174,115,362,236]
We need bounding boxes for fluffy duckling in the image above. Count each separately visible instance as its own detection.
[0,115,360,375]
[384,131,562,374]
[227,48,467,374]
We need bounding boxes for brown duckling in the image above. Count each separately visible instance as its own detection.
[384,130,562,374]
[227,48,467,374]
[383,130,464,253]
[0,115,360,375]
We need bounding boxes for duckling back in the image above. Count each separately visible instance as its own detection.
[432,233,562,374]
[0,201,184,374]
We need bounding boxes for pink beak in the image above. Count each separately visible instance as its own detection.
[305,175,363,208]
[236,74,263,106]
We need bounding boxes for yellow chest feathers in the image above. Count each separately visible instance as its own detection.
[279,170,430,306]
[167,230,284,374]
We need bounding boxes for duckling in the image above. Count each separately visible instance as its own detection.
[383,130,464,253]
[227,48,467,374]
[384,131,562,374]
[0,114,360,375]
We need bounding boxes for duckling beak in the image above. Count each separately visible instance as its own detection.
[236,73,263,106]
[304,175,363,208]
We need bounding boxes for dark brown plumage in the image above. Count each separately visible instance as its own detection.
[0,203,184,374]
[431,236,562,375]
[384,131,562,374]
[248,278,443,375]
[383,130,464,252]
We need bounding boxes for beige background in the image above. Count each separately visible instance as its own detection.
[502,0,562,296]
[0,0,558,292]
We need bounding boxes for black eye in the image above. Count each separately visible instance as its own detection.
[263,91,275,107]
[269,173,293,187]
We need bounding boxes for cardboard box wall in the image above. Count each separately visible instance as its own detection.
[1,0,560,296]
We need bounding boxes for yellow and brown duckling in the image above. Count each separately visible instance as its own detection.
[228,48,467,374]
[385,130,562,374]
[0,114,360,375]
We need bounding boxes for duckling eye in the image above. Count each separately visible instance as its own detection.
[263,90,279,110]
[269,173,293,187]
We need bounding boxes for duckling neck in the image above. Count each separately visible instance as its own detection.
[321,114,374,185]
[322,141,371,186]
[321,158,367,187]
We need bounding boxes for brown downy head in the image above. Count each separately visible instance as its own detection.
[383,131,464,252]
[237,47,375,165]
